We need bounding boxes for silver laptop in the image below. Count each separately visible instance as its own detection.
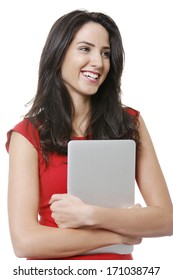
[67,139,136,255]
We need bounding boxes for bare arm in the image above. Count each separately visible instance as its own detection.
[8,132,139,259]
[50,115,173,237]
[89,115,173,237]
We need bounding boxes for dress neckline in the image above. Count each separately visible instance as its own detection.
[71,135,87,140]
[71,133,92,140]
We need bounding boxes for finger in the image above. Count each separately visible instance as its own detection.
[128,203,142,209]
[50,202,57,212]
[49,193,66,204]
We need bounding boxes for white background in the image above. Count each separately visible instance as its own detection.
[0,0,173,278]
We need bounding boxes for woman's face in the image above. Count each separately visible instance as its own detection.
[60,21,111,100]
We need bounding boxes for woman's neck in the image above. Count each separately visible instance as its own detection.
[72,96,91,137]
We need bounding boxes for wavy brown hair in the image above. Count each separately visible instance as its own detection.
[25,10,140,160]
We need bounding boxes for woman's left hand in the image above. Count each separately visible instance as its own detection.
[49,194,91,229]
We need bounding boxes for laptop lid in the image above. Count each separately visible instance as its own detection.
[67,139,136,254]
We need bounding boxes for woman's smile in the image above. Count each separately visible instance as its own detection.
[82,70,99,81]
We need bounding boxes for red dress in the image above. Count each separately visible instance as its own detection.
[6,108,139,260]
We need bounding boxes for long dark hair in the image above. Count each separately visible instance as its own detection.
[25,9,139,160]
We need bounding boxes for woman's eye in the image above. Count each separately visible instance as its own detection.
[102,50,111,58]
[79,46,90,52]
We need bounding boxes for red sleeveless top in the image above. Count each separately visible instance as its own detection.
[6,107,139,260]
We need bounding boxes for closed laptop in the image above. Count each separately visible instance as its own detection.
[67,139,136,254]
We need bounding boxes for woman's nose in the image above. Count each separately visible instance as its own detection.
[90,52,103,68]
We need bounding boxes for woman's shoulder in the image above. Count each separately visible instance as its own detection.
[6,118,40,152]
[124,106,140,119]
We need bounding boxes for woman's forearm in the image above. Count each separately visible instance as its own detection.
[13,224,135,259]
[89,205,173,238]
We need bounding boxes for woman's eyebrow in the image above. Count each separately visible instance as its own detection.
[77,41,95,47]
[77,41,110,49]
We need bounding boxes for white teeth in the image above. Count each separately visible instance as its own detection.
[83,71,99,79]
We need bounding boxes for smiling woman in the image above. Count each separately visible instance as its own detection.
[60,21,111,103]
[6,9,173,260]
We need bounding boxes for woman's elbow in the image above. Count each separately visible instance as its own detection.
[153,207,173,237]
[12,237,30,258]
[166,211,173,236]
[161,208,173,237]
[11,232,37,258]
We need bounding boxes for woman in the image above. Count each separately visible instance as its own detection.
[6,10,173,260]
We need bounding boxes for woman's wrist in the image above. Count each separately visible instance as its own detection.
[84,205,100,228]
